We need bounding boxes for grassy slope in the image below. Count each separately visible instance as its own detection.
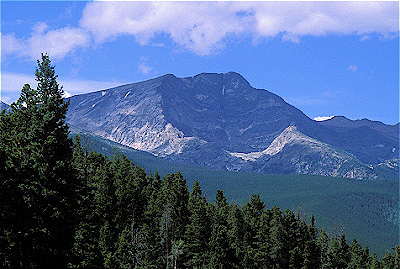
[72,132,399,256]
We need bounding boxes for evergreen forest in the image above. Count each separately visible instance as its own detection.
[0,54,399,268]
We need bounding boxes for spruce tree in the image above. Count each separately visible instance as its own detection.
[184,181,212,267]
[0,53,77,267]
[209,190,236,268]
[348,239,365,268]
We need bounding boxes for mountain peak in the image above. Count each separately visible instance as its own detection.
[225,71,247,79]
[190,72,251,87]
[161,73,177,79]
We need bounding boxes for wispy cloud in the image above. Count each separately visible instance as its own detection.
[348,65,358,72]
[323,90,336,97]
[1,72,127,103]
[137,57,153,75]
[314,116,334,121]
[360,36,371,41]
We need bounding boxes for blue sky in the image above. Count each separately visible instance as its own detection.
[1,1,399,124]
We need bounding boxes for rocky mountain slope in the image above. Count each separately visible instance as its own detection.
[231,126,375,178]
[319,116,398,164]
[63,72,398,179]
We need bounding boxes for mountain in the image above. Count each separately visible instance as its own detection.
[320,116,398,140]
[0,101,10,112]
[66,72,398,180]
[319,116,399,164]
[233,126,377,179]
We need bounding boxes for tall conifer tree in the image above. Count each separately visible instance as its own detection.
[0,54,77,267]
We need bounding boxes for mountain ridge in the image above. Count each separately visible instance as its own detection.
[65,72,398,180]
[321,115,399,140]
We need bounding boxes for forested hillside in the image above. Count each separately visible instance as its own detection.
[68,131,400,257]
[1,55,399,268]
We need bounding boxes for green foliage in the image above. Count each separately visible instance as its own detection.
[0,54,77,267]
[183,181,212,267]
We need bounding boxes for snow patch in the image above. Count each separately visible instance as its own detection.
[239,124,253,134]
[314,116,334,121]
[230,151,263,162]
[195,94,208,101]
[124,91,131,98]
[92,104,96,108]
[102,91,106,96]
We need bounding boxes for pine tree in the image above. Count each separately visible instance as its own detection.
[368,253,382,269]
[70,137,102,268]
[242,194,265,266]
[252,209,273,268]
[209,190,237,268]
[269,206,288,267]
[348,239,366,268]
[0,53,78,267]
[184,181,212,267]
[289,246,303,269]
[395,245,400,268]
[209,222,232,268]
[227,204,246,266]
[337,234,350,267]
[317,230,330,268]
[381,251,395,268]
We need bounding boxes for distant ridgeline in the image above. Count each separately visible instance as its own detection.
[66,72,399,180]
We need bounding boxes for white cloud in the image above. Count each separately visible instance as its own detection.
[2,2,398,59]
[1,33,25,55]
[137,57,153,75]
[2,22,90,60]
[80,1,398,55]
[360,36,371,41]
[348,65,358,72]
[314,116,334,121]
[80,1,250,55]
[1,72,127,103]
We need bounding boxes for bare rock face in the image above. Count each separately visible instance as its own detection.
[66,72,399,180]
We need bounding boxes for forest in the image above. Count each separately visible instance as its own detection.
[0,54,399,268]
